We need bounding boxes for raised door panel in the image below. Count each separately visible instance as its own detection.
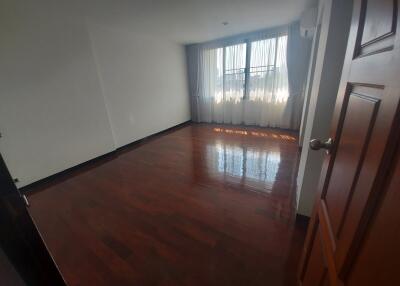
[346,148,400,285]
[360,0,396,45]
[333,0,400,274]
[324,89,380,237]
[358,0,397,56]
[302,224,328,286]
[323,0,400,276]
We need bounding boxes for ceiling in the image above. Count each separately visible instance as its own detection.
[85,0,317,44]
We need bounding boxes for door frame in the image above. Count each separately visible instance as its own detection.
[0,153,66,286]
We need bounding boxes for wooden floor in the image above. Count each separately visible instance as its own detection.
[27,123,307,286]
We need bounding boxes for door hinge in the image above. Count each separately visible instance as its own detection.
[22,194,30,208]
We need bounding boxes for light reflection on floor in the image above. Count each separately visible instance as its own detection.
[206,140,281,192]
[213,127,296,141]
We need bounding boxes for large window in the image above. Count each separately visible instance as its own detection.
[197,33,290,126]
[208,35,289,103]
[224,43,247,103]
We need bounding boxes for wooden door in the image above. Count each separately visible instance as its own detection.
[298,0,400,285]
[0,153,66,285]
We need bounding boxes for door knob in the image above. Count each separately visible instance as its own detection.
[309,138,333,154]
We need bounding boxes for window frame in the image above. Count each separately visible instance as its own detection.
[219,34,286,101]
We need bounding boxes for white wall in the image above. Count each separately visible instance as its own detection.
[0,0,115,187]
[0,0,190,187]
[296,0,353,216]
[89,23,190,148]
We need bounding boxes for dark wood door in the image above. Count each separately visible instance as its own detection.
[0,153,66,285]
[298,0,400,285]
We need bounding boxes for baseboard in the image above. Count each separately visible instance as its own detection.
[117,120,191,153]
[20,120,192,194]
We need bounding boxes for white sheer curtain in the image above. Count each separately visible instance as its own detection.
[222,43,246,124]
[196,47,223,123]
[194,35,291,128]
[244,36,290,127]
[197,44,247,124]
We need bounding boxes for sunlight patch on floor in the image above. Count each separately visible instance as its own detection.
[213,127,296,141]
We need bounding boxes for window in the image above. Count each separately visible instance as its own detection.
[224,43,247,103]
[206,35,289,103]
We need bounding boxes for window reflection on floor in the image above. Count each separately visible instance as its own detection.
[213,127,296,141]
[207,141,281,191]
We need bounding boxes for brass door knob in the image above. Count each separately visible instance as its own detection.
[309,138,333,154]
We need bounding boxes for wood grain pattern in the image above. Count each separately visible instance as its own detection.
[360,0,396,46]
[301,222,326,286]
[346,133,400,285]
[324,92,380,236]
[299,0,400,285]
[26,123,306,286]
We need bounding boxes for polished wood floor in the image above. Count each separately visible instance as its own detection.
[27,123,307,286]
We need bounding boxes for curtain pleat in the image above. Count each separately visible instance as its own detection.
[186,25,311,130]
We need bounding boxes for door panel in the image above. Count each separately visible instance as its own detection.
[346,147,400,285]
[324,90,380,236]
[360,0,396,51]
[302,224,327,286]
[299,0,400,285]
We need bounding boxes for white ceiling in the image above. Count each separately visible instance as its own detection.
[85,0,317,44]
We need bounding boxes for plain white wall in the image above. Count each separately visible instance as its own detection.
[89,23,190,148]
[0,0,190,187]
[0,0,115,187]
[296,0,352,216]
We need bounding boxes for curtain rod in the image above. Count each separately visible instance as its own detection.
[186,23,293,49]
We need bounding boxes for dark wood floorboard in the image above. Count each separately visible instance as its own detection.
[27,123,307,286]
